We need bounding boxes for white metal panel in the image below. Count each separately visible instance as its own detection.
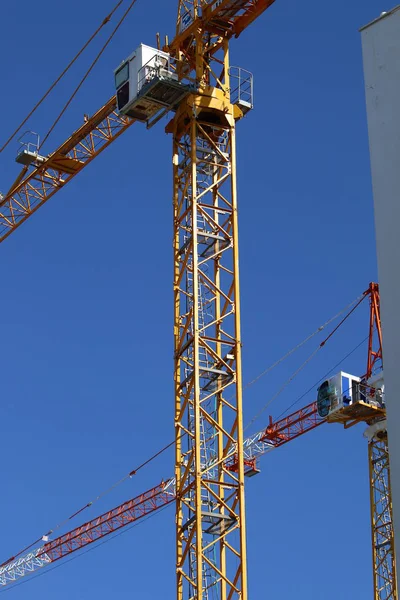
[361,5,400,580]
[115,44,170,105]
[128,47,139,102]
[131,44,169,101]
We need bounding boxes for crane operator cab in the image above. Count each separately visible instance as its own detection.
[114,44,195,128]
[317,370,386,425]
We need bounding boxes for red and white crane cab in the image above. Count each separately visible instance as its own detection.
[317,370,386,425]
[317,372,361,418]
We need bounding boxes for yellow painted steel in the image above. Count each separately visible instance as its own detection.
[171,13,248,597]
[0,98,133,243]
[369,431,397,600]
[0,3,269,599]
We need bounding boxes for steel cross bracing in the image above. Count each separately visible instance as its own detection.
[171,3,280,596]
[1,403,325,590]
[185,211,220,598]
[363,284,397,600]
[261,401,326,446]
[369,432,396,600]
[362,284,397,600]
[0,483,175,586]
[0,98,133,243]
[172,106,248,599]
[175,0,276,42]
[0,3,277,599]
[0,549,51,587]
[0,425,279,588]
[0,377,384,590]
[8,3,392,600]
[0,1,275,248]
[1,403,328,586]
[0,365,393,595]
[366,282,383,381]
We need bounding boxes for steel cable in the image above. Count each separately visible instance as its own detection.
[39,0,139,151]
[241,291,367,394]
[0,0,125,154]
[244,292,368,432]
[0,502,174,594]
[0,434,175,568]
[0,290,367,568]
[274,335,369,422]
[0,335,371,591]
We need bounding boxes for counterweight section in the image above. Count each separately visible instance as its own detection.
[172,98,247,600]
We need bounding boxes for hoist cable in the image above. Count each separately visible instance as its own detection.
[0,0,125,154]
[274,335,369,422]
[241,291,367,394]
[0,290,368,568]
[244,345,321,432]
[244,291,368,431]
[0,335,371,590]
[0,433,175,569]
[0,502,174,594]
[39,0,139,150]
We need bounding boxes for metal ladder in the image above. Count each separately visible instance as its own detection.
[184,210,218,600]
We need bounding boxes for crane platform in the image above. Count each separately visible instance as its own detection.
[326,400,386,428]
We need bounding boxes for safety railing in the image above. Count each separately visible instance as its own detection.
[229,66,254,112]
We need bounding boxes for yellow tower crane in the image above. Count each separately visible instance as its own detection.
[1,3,396,600]
[0,2,276,599]
[0,279,395,600]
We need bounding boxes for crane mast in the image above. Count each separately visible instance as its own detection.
[368,429,396,600]
[0,283,394,599]
[3,3,395,599]
[364,283,396,600]
[0,3,275,598]
[0,99,133,243]
[171,5,248,599]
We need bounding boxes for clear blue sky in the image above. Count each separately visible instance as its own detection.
[0,1,388,598]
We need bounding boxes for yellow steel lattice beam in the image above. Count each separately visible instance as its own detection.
[171,19,248,593]
[369,431,397,600]
[0,98,134,243]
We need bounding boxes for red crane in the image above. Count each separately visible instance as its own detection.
[0,283,393,599]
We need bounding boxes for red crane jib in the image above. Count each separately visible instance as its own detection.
[39,483,173,562]
[261,401,326,446]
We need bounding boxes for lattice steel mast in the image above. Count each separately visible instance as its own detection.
[170,4,251,598]
[0,282,394,599]
[368,429,396,600]
[364,283,397,600]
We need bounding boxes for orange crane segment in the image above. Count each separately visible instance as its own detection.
[173,0,276,47]
[169,3,277,598]
[0,1,277,248]
[366,282,383,381]
[0,98,133,243]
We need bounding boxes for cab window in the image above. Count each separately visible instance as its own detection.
[115,63,129,89]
